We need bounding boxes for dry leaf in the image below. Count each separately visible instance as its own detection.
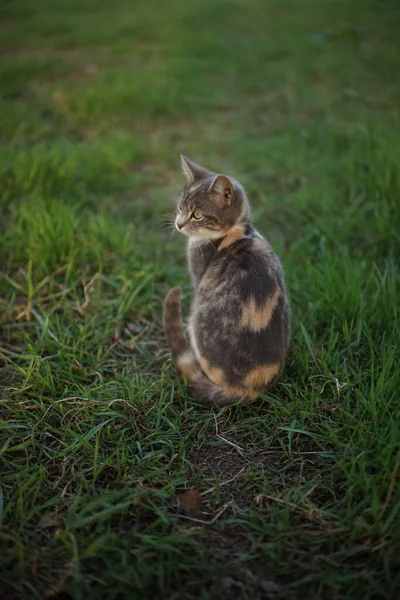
[38,512,58,529]
[177,490,202,517]
[307,507,317,521]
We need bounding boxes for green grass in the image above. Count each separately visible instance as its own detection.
[1,0,399,598]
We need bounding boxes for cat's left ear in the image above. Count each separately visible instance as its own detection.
[180,155,209,183]
[209,175,234,208]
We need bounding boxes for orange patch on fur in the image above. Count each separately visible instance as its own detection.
[199,357,225,386]
[177,351,197,378]
[243,363,280,388]
[218,225,244,250]
[226,385,258,401]
[240,287,281,332]
[199,356,258,402]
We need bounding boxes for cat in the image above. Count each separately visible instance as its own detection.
[163,155,290,405]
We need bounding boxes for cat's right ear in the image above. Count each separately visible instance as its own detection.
[180,155,209,183]
[209,174,234,208]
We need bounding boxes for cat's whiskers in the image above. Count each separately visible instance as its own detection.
[161,213,178,230]
[161,212,176,222]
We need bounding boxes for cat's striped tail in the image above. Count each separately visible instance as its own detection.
[163,287,230,405]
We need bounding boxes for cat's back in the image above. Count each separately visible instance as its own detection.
[198,234,285,311]
[193,234,290,394]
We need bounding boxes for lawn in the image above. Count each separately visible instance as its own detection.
[1,0,400,598]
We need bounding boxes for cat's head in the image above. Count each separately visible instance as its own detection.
[175,156,248,240]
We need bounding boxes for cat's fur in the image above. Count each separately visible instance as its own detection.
[163,156,290,405]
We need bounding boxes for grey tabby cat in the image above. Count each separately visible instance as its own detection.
[163,156,290,405]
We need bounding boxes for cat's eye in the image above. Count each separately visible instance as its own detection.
[192,211,203,220]
[178,203,183,211]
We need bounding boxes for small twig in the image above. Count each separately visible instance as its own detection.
[201,466,247,497]
[32,404,55,430]
[74,273,100,315]
[216,434,244,452]
[303,483,318,498]
[178,501,232,525]
[55,396,92,404]
[61,405,93,422]
[256,493,324,523]
[60,481,71,498]
[256,493,299,510]
[213,412,219,436]
[106,398,134,409]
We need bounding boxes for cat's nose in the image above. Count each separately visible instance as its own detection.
[177,222,184,230]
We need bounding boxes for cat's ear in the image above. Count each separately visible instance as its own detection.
[209,175,234,208]
[180,155,209,183]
